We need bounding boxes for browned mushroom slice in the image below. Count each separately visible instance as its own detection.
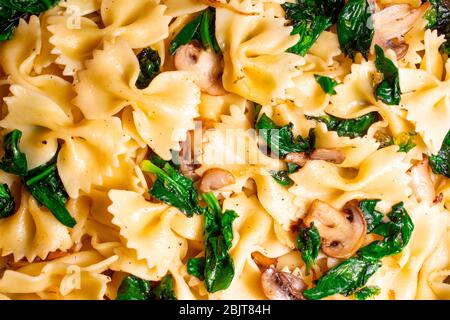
[251,251,278,271]
[173,41,226,96]
[199,168,235,193]
[310,149,346,164]
[261,267,306,300]
[408,156,436,204]
[285,152,309,167]
[304,199,367,259]
[372,2,430,58]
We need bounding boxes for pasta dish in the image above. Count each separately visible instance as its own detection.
[0,0,448,300]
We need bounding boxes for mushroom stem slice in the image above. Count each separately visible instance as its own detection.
[304,200,367,259]
[173,41,226,96]
[310,148,346,164]
[285,152,309,167]
[199,168,235,193]
[408,156,436,204]
[261,267,306,300]
[251,252,278,271]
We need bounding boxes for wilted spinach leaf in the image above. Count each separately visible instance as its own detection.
[359,199,383,233]
[140,157,203,217]
[429,129,450,178]
[354,286,381,300]
[0,129,28,176]
[297,223,321,273]
[374,45,401,105]
[426,0,450,54]
[270,170,295,187]
[135,48,161,89]
[394,132,416,153]
[187,257,205,281]
[0,183,15,218]
[202,192,238,293]
[116,275,177,300]
[314,75,338,95]
[337,0,374,59]
[169,8,219,55]
[256,113,315,158]
[309,112,380,139]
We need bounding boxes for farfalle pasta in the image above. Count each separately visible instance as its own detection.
[0,0,448,302]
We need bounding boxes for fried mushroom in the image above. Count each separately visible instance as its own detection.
[261,267,306,300]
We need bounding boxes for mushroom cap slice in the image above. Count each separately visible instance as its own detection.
[173,41,226,96]
[304,199,367,259]
[310,148,346,164]
[199,168,236,193]
[261,267,306,300]
[408,156,436,204]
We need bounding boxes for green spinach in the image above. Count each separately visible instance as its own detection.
[429,129,450,178]
[394,132,416,153]
[426,0,450,54]
[116,275,177,300]
[374,45,401,105]
[187,257,205,281]
[359,199,383,232]
[270,170,295,187]
[297,224,321,274]
[314,75,338,95]
[169,8,219,55]
[140,157,203,217]
[256,113,315,158]
[337,0,374,59]
[0,129,28,176]
[0,183,15,218]
[354,286,381,300]
[135,48,161,89]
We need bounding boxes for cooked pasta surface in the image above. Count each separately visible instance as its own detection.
[0,0,448,300]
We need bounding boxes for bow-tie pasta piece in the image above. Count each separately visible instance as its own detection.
[162,0,207,16]
[0,85,130,198]
[289,146,412,214]
[48,0,171,75]
[420,30,447,80]
[60,0,101,15]
[203,0,284,14]
[0,16,75,112]
[108,190,202,278]
[215,8,304,105]
[367,201,449,299]
[74,40,200,160]
[0,189,73,262]
[0,251,115,300]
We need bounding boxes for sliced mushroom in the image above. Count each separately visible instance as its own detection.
[199,168,235,193]
[372,2,430,58]
[304,199,367,259]
[174,41,226,96]
[310,149,346,164]
[408,156,435,204]
[261,267,306,300]
[251,251,278,271]
[285,152,309,167]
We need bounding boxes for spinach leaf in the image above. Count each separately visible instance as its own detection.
[354,286,381,300]
[116,275,152,300]
[0,0,60,14]
[394,132,416,153]
[187,257,205,281]
[140,158,203,217]
[0,0,60,41]
[116,275,177,300]
[303,256,381,300]
[151,275,177,300]
[374,45,401,105]
[314,75,338,95]
[304,202,413,300]
[429,129,450,178]
[270,170,294,187]
[169,8,220,55]
[282,1,345,56]
[337,0,374,59]
[359,199,383,232]
[358,202,414,261]
[256,113,315,158]
[25,159,76,228]
[0,129,28,176]
[426,0,450,54]
[297,224,321,274]
[202,192,238,293]
[309,112,380,139]
[253,103,262,125]
[135,48,161,89]
[0,183,15,218]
